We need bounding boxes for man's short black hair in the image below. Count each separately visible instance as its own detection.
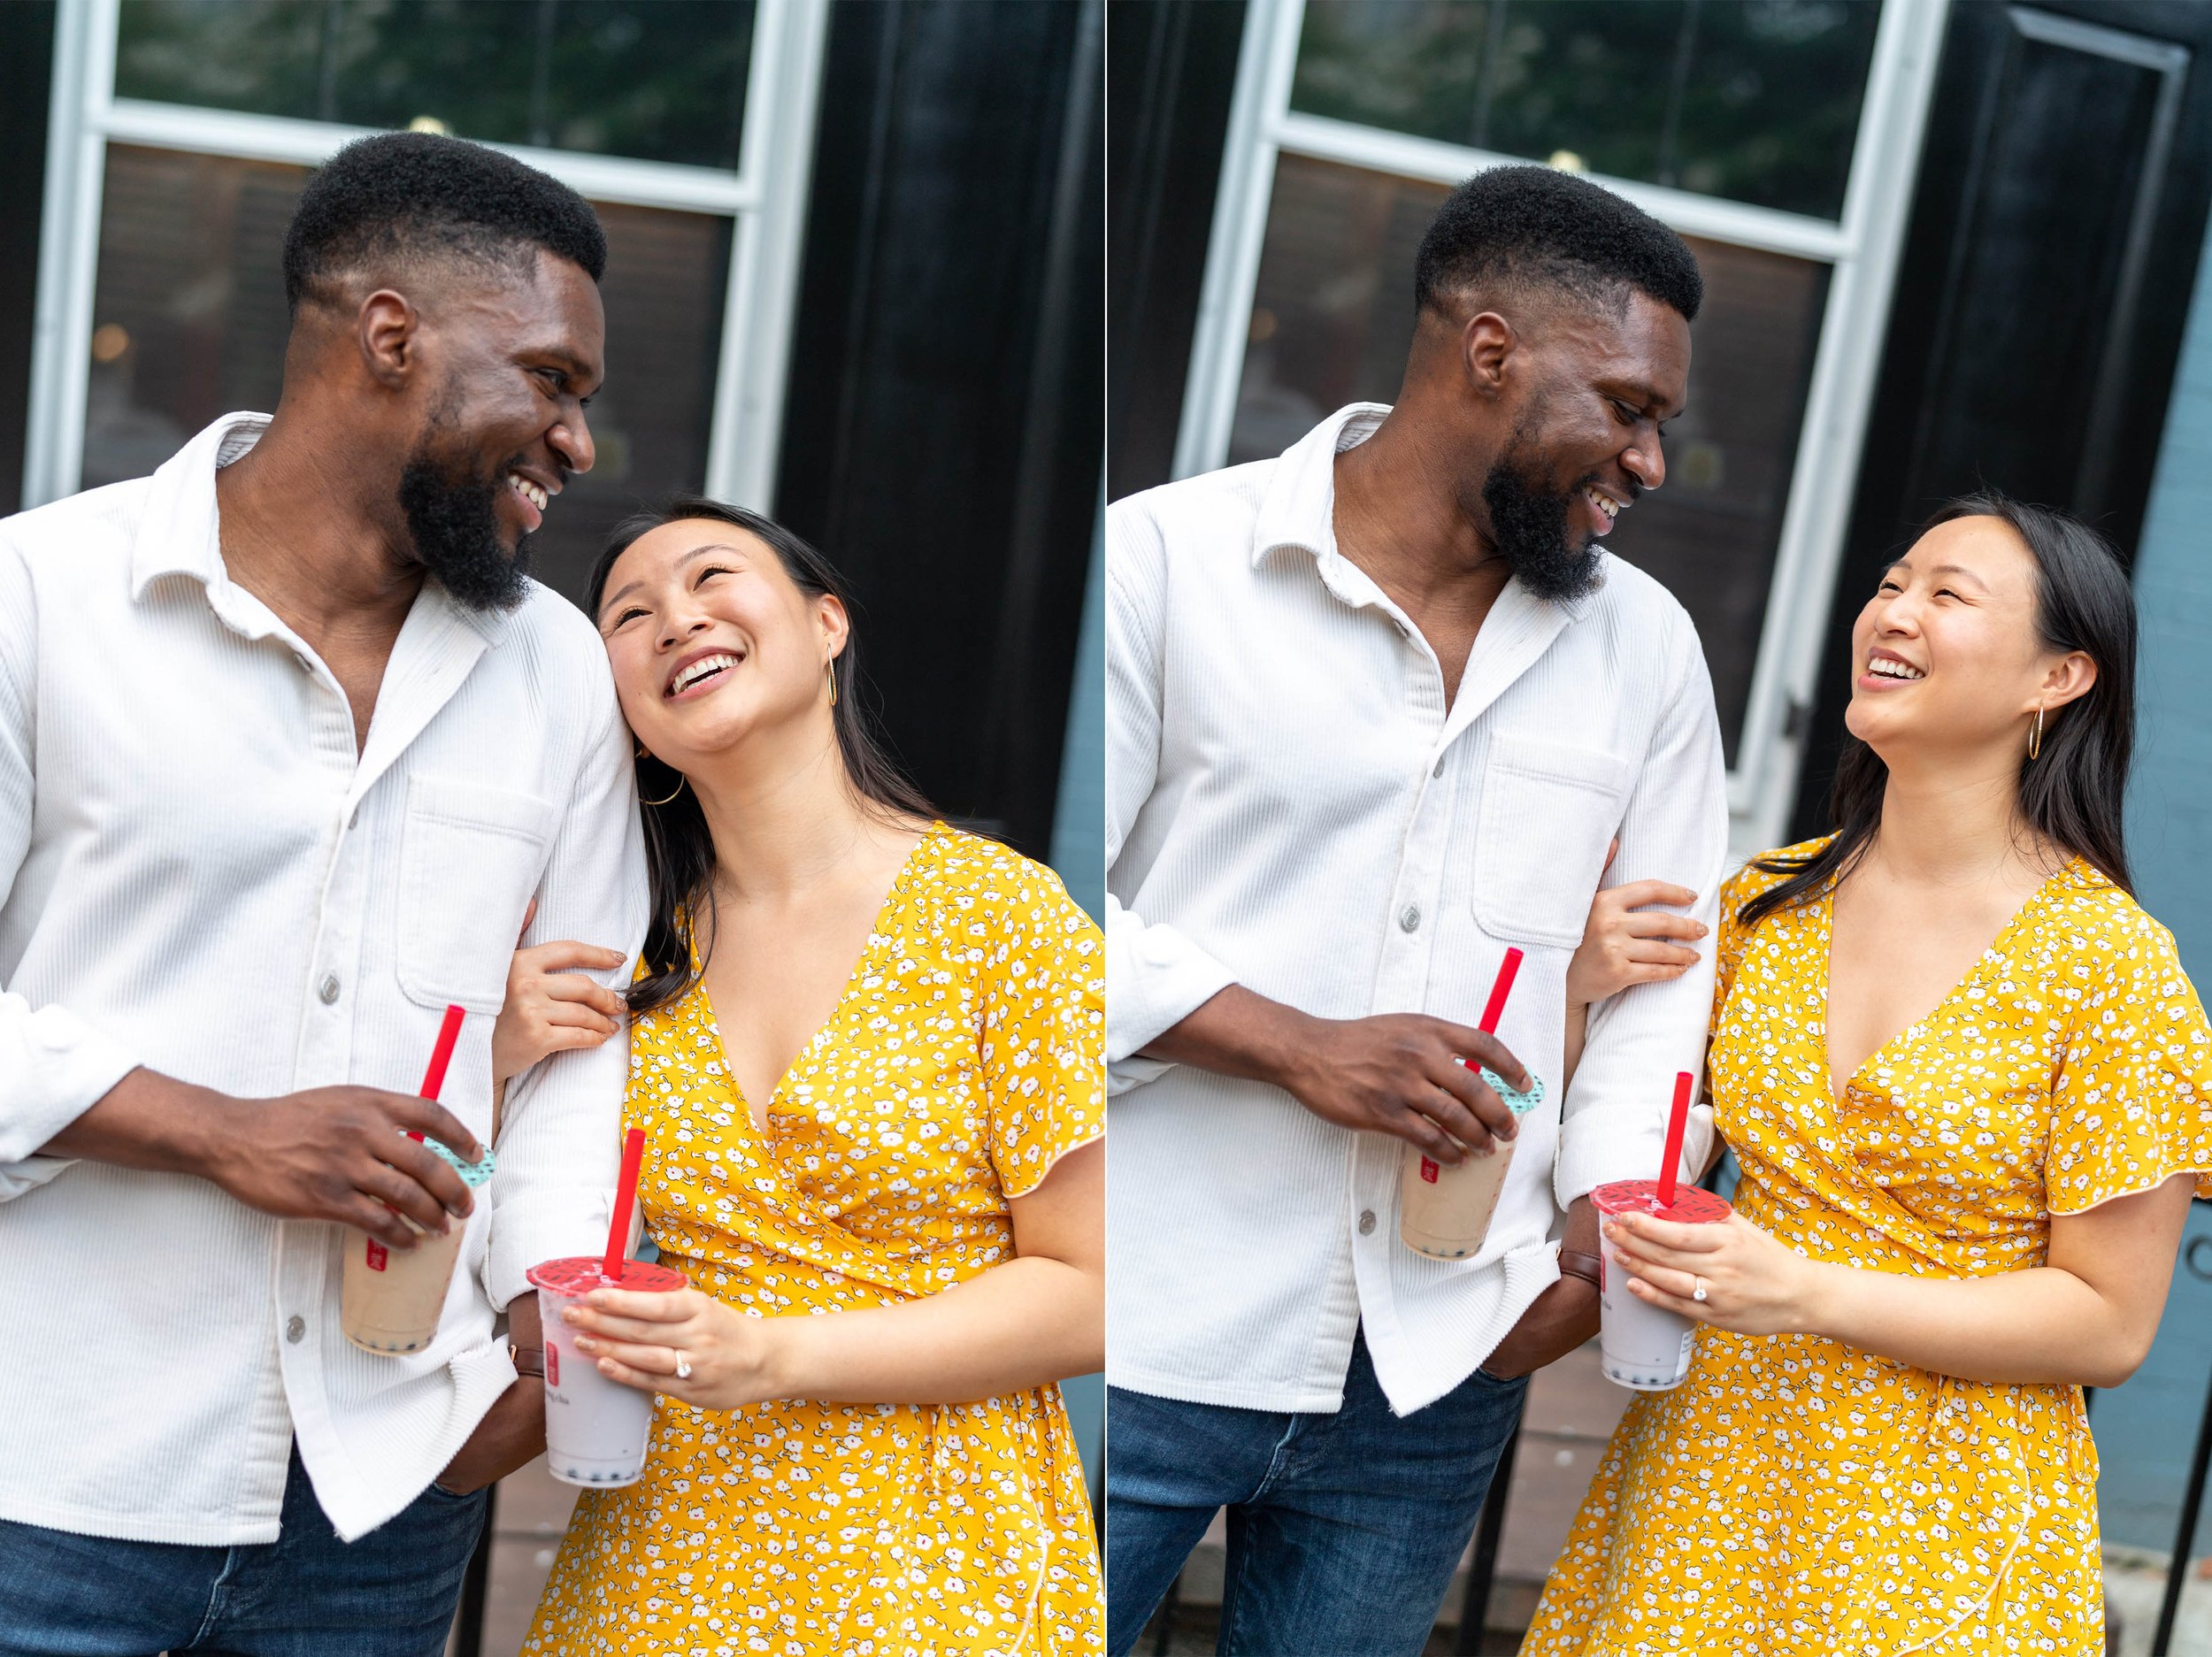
[282,130,608,313]
[1415,165,1702,325]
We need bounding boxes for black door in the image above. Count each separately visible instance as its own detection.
[776,0,1103,863]
[1790,0,2212,839]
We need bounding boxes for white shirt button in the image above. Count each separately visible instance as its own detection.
[1432,756,1445,778]
[318,974,341,1005]
[285,1316,305,1344]
[1400,904,1421,933]
[1357,1210,1377,1235]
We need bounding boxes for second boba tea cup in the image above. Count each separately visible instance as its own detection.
[1590,1178,1732,1390]
[530,1254,689,1486]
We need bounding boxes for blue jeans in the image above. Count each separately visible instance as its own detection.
[1107,1330,1527,1657]
[0,1445,487,1657]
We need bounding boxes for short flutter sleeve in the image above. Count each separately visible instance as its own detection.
[2046,902,2212,1213]
[977,851,1106,1201]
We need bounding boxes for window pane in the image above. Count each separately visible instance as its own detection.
[82,145,732,602]
[1229,154,1829,765]
[1291,0,1880,220]
[115,1,757,172]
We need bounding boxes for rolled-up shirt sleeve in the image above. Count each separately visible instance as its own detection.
[0,534,139,1200]
[1105,499,1233,1093]
[1553,615,1730,1207]
[479,666,648,1308]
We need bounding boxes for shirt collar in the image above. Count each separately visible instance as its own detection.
[1247,401,1600,624]
[128,410,514,645]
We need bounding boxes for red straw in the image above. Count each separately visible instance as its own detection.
[1655,1070,1694,1209]
[603,1127,646,1281]
[1422,950,1527,1182]
[409,1003,466,1142]
[1477,947,1524,1035]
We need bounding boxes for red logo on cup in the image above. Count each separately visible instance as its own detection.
[544,1342,559,1387]
[1420,1157,1439,1184]
[365,1239,388,1271]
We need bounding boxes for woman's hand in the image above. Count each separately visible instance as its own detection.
[566,1285,782,1411]
[1566,840,1706,1009]
[493,924,629,1089]
[1604,1208,1828,1339]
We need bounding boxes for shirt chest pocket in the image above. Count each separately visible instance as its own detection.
[397,775,557,1014]
[1470,735,1631,949]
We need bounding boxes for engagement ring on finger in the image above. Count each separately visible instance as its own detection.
[1692,1277,1709,1303]
[674,1351,693,1380]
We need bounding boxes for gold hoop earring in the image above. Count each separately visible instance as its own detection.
[636,747,686,807]
[828,660,839,708]
[2029,704,2044,761]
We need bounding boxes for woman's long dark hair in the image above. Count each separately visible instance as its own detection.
[1740,492,2136,932]
[587,495,936,1016]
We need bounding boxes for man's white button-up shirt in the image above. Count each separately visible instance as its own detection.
[1107,404,1728,1415]
[0,414,647,1543]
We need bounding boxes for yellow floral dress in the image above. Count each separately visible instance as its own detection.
[526,824,1105,1656]
[1524,840,2212,1656]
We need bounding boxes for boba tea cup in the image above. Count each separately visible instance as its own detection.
[1590,1178,1732,1390]
[342,1137,497,1354]
[1399,1065,1546,1259]
[529,1254,689,1487]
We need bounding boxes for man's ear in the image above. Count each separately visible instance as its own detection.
[357,288,420,389]
[1461,311,1516,401]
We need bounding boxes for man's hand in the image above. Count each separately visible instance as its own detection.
[1480,1197,1602,1379]
[45,1067,483,1249]
[435,1299,548,1495]
[1141,985,1532,1162]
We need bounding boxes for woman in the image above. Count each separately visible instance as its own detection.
[1524,495,2212,1656]
[497,497,1105,1654]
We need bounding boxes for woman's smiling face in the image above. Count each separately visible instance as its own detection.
[1843,513,2091,763]
[595,518,845,773]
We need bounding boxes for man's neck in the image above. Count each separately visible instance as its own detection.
[213,415,424,655]
[1332,413,1512,704]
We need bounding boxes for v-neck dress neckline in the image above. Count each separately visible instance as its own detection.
[1816,859,2074,1103]
[687,822,937,1141]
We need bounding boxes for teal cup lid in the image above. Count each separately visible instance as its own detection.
[1478,1067,1545,1117]
[421,1136,496,1188]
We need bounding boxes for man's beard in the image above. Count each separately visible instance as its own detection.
[396,447,534,612]
[1479,433,1610,604]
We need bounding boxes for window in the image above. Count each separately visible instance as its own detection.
[1233,154,1829,764]
[113,0,757,171]
[27,0,826,601]
[1175,0,1946,853]
[1290,0,1881,219]
[83,146,733,593]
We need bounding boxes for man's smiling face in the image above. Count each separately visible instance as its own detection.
[396,249,605,610]
[1471,288,1690,602]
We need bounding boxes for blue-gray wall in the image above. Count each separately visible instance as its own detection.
[2093,209,2212,1557]
[1049,502,1107,1504]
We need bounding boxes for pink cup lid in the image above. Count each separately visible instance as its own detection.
[526,1255,687,1296]
[1590,1178,1732,1224]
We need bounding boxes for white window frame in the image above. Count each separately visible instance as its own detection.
[1173,0,1953,859]
[24,0,827,518]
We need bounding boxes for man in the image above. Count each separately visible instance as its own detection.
[0,133,644,1653]
[1105,165,1729,1653]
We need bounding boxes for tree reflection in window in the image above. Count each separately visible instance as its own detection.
[116,0,757,173]
[1292,0,1880,221]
